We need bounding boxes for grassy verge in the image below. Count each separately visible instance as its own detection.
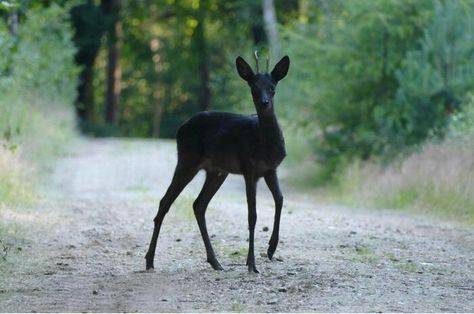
[0,98,77,203]
[0,103,77,272]
[0,146,34,206]
[335,139,474,225]
[282,94,474,226]
[1,2,78,263]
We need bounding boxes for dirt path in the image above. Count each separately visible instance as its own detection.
[1,138,474,312]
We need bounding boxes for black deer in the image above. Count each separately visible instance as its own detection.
[145,53,290,273]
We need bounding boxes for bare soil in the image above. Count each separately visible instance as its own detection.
[1,138,473,312]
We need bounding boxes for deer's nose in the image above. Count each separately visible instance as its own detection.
[261,99,270,106]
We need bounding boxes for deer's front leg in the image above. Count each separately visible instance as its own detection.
[244,174,259,273]
[264,169,283,260]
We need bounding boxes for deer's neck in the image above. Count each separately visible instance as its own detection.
[256,109,286,168]
[257,109,284,146]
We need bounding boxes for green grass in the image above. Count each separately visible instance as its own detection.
[384,252,400,262]
[351,246,380,264]
[0,107,76,207]
[0,100,78,279]
[283,113,474,225]
[230,302,246,312]
[0,147,35,207]
[223,245,248,259]
[324,140,474,226]
[396,261,418,273]
[372,187,418,210]
[355,246,372,255]
[383,252,418,273]
[372,185,474,224]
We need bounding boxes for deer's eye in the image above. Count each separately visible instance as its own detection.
[269,87,275,94]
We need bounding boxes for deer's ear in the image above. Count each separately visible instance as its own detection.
[271,56,290,82]
[236,56,254,82]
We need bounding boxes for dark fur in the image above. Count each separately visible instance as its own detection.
[145,55,290,273]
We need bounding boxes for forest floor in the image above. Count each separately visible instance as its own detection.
[1,138,474,312]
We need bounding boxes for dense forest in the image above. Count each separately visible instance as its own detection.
[1,0,474,221]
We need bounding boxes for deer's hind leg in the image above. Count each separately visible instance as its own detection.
[145,161,198,270]
[193,171,228,270]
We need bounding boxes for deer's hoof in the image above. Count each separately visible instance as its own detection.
[208,259,224,271]
[267,246,277,260]
[248,265,260,273]
[145,258,154,270]
[247,259,259,273]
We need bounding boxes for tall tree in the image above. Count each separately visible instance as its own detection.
[70,0,107,122]
[262,0,280,57]
[102,0,122,126]
[249,1,267,46]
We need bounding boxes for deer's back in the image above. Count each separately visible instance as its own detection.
[176,111,283,175]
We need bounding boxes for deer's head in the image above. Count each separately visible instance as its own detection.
[236,54,290,113]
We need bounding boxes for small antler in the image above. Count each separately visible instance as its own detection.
[254,50,260,73]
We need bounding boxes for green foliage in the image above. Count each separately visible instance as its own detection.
[341,2,474,223]
[393,0,474,146]
[0,3,78,145]
[279,0,431,180]
[0,0,17,12]
[4,0,474,217]
[80,0,275,138]
[279,0,474,182]
[0,3,78,206]
[13,4,78,103]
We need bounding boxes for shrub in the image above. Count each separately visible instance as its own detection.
[280,0,474,182]
[0,3,78,207]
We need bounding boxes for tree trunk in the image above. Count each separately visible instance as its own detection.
[251,2,267,46]
[7,11,18,36]
[77,64,95,121]
[262,0,280,57]
[71,1,107,124]
[103,0,122,126]
[194,0,210,112]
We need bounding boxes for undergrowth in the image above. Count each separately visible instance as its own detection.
[334,96,474,225]
[337,139,474,225]
[284,97,474,225]
[0,3,78,265]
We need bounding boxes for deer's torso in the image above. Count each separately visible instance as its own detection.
[177,111,286,176]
